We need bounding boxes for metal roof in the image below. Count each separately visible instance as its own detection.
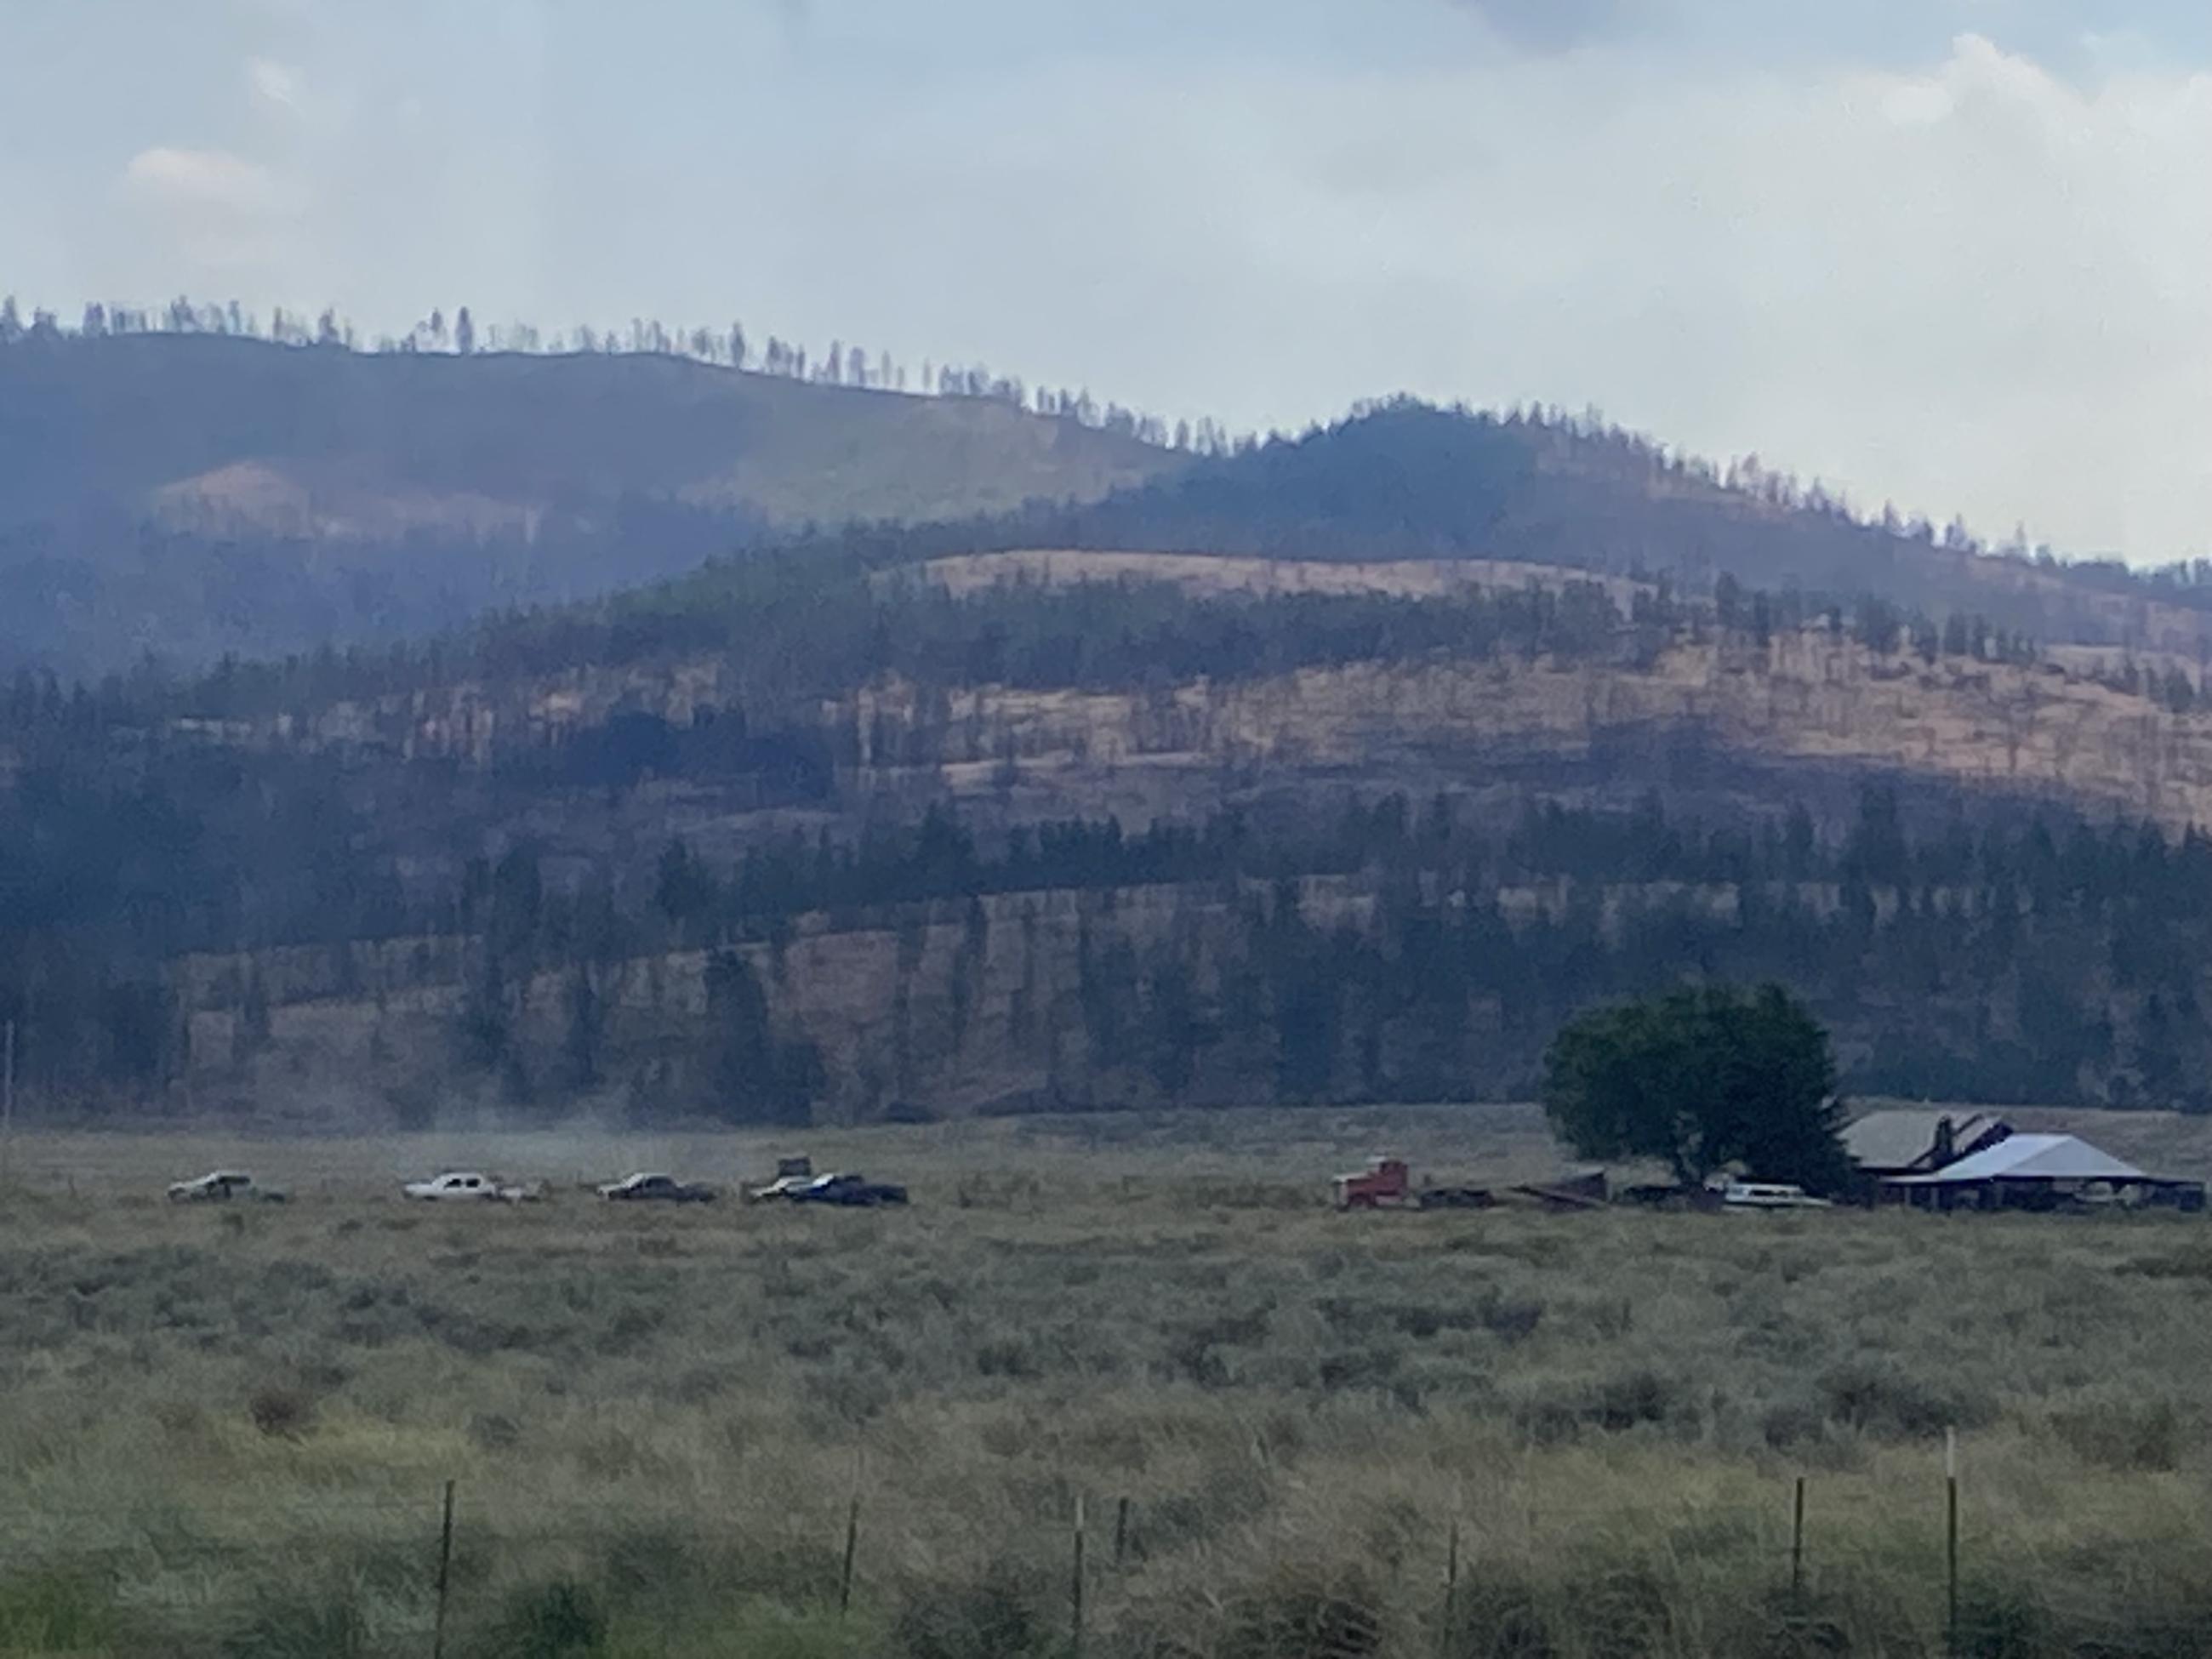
[1843,1109,2007,1172]
[1887,1133,2146,1186]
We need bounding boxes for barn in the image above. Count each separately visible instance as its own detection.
[1882,1133,2205,1212]
[1842,1109,2010,1181]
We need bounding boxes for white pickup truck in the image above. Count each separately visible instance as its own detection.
[402,1171,540,1203]
[167,1170,284,1203]
[1720,1179,1833,1211]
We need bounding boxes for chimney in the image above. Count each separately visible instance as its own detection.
[1933,1115,1956,1166]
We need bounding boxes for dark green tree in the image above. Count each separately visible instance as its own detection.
[1541,983,1850,1192]
[702,949,813,1125]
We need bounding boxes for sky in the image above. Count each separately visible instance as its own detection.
[3,0,2208,562]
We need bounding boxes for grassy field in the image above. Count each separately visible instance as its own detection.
[3,1105,2211,1658]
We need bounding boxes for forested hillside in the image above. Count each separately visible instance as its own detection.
[11,409,2212,1126]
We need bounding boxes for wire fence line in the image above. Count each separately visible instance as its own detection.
[0,1463,2084,1658]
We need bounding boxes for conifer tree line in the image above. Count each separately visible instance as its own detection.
[615,788,2212,1119]
[0,291,1244,456]
[2,550,2113,767]
[11,728,2212,1118]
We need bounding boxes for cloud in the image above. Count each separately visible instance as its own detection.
[1349,31,2212,556]
[1451,0,1631,51]
[248,56,305,112]
[123,146,296,267]
[125,146,280,214]
[749,26,2208,558]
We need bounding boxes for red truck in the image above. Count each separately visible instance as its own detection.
[1331,1156,1492,1211]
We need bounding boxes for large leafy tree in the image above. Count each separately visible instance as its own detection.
[1542,984,1850,1192]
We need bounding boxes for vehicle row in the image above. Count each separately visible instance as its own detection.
[164,1155,908,1208]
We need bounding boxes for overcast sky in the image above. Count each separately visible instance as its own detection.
[3,0,2208,562]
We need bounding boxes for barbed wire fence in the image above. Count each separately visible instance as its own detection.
[1,1440,2164,1659]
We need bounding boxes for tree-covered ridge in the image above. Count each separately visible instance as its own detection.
[535,789,2212,1118]
[13,716,2212,1117]
[9,311,2212,681]
[0,291,1229,453]
[0,322,1183,675]
[359,399,2212,686]
[12,334,2212,1122]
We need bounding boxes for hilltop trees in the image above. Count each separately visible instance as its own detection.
[1542,984,1850,1193]
[0,291,1231,456]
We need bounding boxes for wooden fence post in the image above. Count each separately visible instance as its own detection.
[430,1479,455,1659]
[1790,1476,1806,1599]
[1071,1496,1087,1659]
[1945,1429,1960,1655]
[1441,1516,1461,1652]
[839,1491,862,1616]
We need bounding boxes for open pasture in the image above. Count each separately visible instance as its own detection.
[1,1106,2209,1658]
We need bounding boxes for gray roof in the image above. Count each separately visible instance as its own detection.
[1888,1133,2146,1186]
[1843,1109,2006,1172]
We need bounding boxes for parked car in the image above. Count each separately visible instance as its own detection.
[402,1172,539,1203]
[746,1154,818,1203]
[597,1172,716,1204]
[167,1170,282,1203]
[1720,1179,1832,1211]
[790,1172,909,1208]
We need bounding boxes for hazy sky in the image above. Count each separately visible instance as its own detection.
[3,0,2208,562]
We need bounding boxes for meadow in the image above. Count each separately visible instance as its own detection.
[2,1105,2211,1659]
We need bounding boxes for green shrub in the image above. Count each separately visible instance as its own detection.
[1217,1564,1385,1659]
[1573,1565,1676,1659]
[1318,1347,1403,1393]
[0,1571,120,1655]
[1750,1592,1852,1659]
[2049,1397,2182,1472]
[610,1603,879,1659]
[1953,1582,2051,1659]
[224,1582,368,1659]
[891,1570,1047,1659]
[477,1578,608,1659]
[600,1526,710,1606]
[1445,1576,1554,1659]
[1513,1365,1693,1442]
[1478,1291,1547,1343]
[246,1384,316,1439]
[1817,1362,1989,1441]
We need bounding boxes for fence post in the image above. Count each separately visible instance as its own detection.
[1945,1429,1960,1655]
[839,1491,862,1616]
[1441,1516,1461,1652]
[1071,1496,1086,1659]
[430,1479,455,1659]
[1790,1476,1806,1599]
[1113,1497,1131,1569]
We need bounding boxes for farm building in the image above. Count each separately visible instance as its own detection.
[1883,1133,2205,1212]
[1842,1109,2010,1179]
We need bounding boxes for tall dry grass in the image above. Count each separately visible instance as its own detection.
[0,1115,2207,1656]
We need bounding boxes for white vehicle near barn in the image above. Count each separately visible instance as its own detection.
[402,1172,540,1203]
[1720,1179,1832,1211]
[167,1170,281,1203]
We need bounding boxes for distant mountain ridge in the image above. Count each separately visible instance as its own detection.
[7,334,2208,676]
[0,332,1180,671]
[878,402,2212,656]
[16,392,2212,1122]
